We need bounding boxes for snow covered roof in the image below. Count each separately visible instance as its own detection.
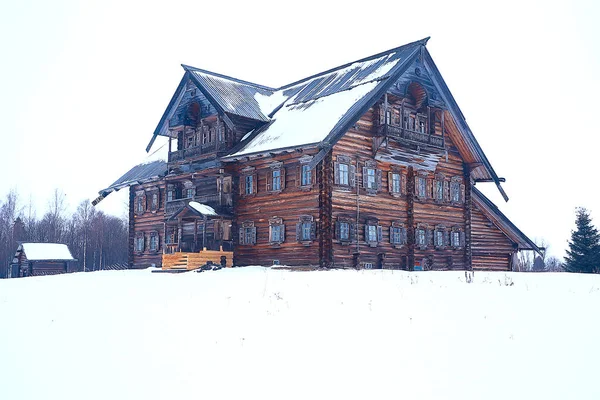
[224,40,424,158]
[188,202,218,216]
[19,243,76,261]
[185,66,275,122]
[95,138,169,203]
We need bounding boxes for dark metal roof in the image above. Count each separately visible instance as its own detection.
[184,66,274,122]
[99,160,167,196]
[472,187,541,254]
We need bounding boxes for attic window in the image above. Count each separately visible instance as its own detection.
[190,89,196,97]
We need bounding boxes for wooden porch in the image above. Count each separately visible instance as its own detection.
[162,247,233,270]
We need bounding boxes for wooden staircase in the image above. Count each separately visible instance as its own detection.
[162,247,233,271]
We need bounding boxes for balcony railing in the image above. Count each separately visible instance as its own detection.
[165,193,233,218]
[377,124,445,149]
[168,143,218,162]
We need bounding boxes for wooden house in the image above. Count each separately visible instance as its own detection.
[9,243,76,278]
[95,37,541,271]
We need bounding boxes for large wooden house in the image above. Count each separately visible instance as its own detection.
[95,37,540,270]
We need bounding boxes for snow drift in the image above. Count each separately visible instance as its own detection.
[1,267,599,400]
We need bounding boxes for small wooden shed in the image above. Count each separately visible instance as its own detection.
[9,243,76,278]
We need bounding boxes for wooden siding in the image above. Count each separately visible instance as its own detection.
[131,181,166,268]
[331,102,469,270]
[471,203,515,271]
[230,150,321,267]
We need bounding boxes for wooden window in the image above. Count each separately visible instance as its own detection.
[267,163,285,192]
[364,219,382,247]
[434,225,448,249]
[415,223,432,250]
[135,233,145,253]
[335,216,355,244]
[451,226,465,249]
[135,191,146,215]
[339,163,349,185]
[269,217,285,245]
[385,109,392,124]
[149,232,159,252]
[362,161,382,194]
[334,155,356,188]
[301,165,311,186]
[245,175,254,195]
[272,170,281,191]
[390,222,407,247]
[366,168,376,190]
[434,179,444,202]
[450,177,465,203]
[388,171,402,195]
[416,228,426,247]
[296,215,316,244]
[416,176,427,199]
[239,221,256,245]
[240,167,258,196]
[185,188,194,198]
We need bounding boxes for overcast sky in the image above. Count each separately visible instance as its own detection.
[0,0,598,258]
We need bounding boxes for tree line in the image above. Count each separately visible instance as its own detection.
[0,189,128,278]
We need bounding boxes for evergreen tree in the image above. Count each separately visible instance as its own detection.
[564,208,600,273]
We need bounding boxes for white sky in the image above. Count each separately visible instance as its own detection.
[0,0,598,258]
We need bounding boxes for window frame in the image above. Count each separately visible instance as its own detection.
[149,231,159,252]
[451,226,465,249]
[268,217,285,246]
[239,221,256,246]
[364,218,382,248]
[296,215,316,245]
[390,222,407,248]
[135,232,145,253]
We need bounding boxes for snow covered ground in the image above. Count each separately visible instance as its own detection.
[1,267,599,400]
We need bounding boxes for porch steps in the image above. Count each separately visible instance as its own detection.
[162,247,233,270]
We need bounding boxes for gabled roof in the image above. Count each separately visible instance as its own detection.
[17,243,76,261]
[94,140,169,205]
[184,65,275,122]
[166,201,221,221]
[472,187,541,254]
[144,37,508,200]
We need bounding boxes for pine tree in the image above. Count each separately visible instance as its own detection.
[564,208,600,273]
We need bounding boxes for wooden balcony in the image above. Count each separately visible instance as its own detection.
[164,193,233,218]
[377,124,445,149]
[168,143,218,162]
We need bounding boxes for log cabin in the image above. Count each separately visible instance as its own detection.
[8,243,76,278]
[95,37,541,271]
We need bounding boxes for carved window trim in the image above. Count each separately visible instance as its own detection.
[434,173,445,203]
[166,184,176,202]
[434,224,448,250]
[135,232,145,254]
[362,160,382,195]
[390,221,407,248]
[240,166,258,197]
[450,176,465,204]
[165,227,178,245]
[296,215,316,245]
[451,226,465,249]
[364,217,382,248]
[135,190,146,215]
[268,217,285,246]
[239,221,256,246]
[335,215,355,245]
[267,162,285,193]
[415,223,432,250]
[297,156,315,191]
[388,169,404,197]
[149,231,159,253]
[147,187,160,213]
[333,155,356,189]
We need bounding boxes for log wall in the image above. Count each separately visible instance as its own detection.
[471,203,514,271]
[230,150,321,267]
[130,181,166,268]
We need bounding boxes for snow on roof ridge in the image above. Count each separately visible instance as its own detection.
[182,64,276,91]
[20,243,75,261]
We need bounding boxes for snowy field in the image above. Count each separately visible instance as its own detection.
[1,267,599,400]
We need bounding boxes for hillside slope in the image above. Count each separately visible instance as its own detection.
[1,267,599,400]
